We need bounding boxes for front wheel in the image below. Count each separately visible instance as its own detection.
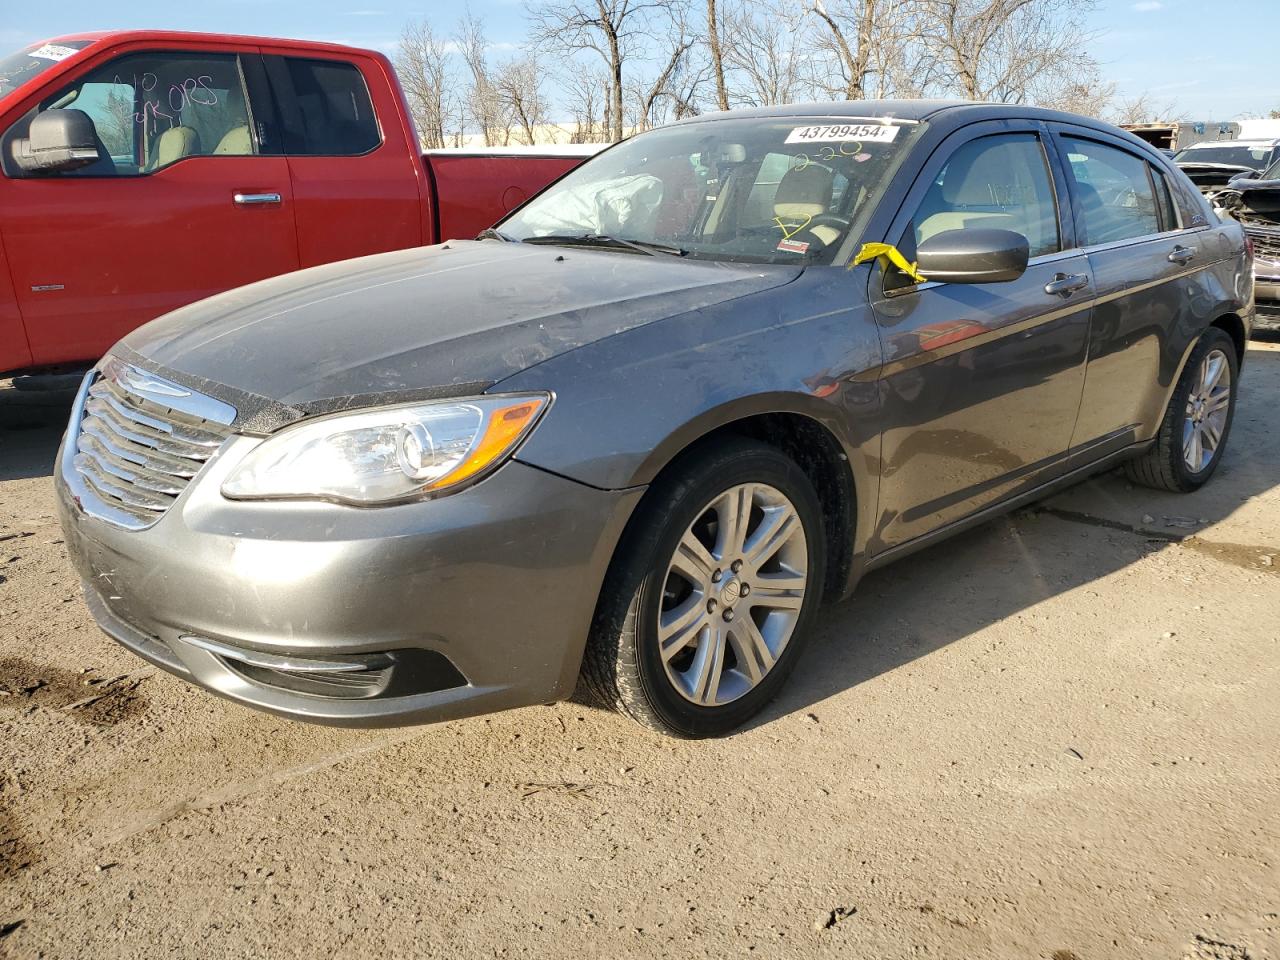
[1124,327,1239,492]
[583,438,826,737]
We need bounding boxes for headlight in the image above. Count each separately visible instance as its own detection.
[221,394,549,505]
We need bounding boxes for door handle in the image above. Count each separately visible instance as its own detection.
[233,192,282,205]
[1043,273,1090,297]
[1168,245,1196,265]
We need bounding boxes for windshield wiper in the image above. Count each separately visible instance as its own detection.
[476,227,519,242]
[523,234,688,257]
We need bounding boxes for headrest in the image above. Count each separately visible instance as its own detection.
[774,164,834,219]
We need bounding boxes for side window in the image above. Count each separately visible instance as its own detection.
[908,132,1060,259]
[6,51,255,177]
[1061,136,1160,245]
[276,58,380,156]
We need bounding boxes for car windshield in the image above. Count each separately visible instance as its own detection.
[0,40,93,99]
[1174,144,1273,169]
[498,116,924,265]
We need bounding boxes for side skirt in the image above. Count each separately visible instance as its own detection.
[845,439,1154,589]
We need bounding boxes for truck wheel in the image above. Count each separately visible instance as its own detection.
[583,438,825,738]
[1124,327,1238,493]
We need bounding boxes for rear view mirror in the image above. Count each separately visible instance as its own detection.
[915,228,1030,284]
[12,109,100,173]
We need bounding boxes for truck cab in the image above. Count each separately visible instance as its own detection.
[0,32,595,378]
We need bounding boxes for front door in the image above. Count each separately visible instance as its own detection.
[868,125,1092,550]
[0,46,299,366]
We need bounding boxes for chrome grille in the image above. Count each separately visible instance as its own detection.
[65,358,236,530]
[1244,225,1280,263]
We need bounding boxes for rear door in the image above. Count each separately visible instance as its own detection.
[868,121,1093,549]
[261,51,424,267]
[1049,125,1218,461]
[0,44,299,366]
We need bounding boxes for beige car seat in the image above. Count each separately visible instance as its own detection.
[773,165,841,245]
[915,144,1021,242]
[213,125,252,156]
[147,126,202,171]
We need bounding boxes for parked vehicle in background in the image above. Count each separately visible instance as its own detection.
[56,101,1253,737]
[1217,153,1280,330]
[1123,120,1240,152]
[1173,139,1280,195]
[0,32,597,378]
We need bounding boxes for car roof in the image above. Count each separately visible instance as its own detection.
[41,29,373,57]
[669,100,1143,139]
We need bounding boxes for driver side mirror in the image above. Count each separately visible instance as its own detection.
[11,109,100,174]
[915,228,1030,284]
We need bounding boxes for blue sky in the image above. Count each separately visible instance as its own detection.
[3,0,1274,119]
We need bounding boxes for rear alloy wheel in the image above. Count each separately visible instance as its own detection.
[583,438,825,737]
[1181,347,1232,473]
[1124,326,1239,493]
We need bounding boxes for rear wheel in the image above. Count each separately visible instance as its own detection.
[1124,327,1238,492]
[583,438,826,737]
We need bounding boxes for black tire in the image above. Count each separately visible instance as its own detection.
[582,437,826,738]
[1123,327,1239,493]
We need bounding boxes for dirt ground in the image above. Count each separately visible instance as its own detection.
[1,345,1277,960]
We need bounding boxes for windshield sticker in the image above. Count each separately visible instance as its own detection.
[785,123,900,145]
[792,142,872,171]
[28,43,79,62]
[777,239,810,255]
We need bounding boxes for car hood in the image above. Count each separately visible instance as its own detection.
[1178,162,1259,193]
[121,241,802,419]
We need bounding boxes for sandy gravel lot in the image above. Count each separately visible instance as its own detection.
[1,344,1278,959]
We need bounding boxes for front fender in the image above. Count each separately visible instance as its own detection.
[494,267,883,490]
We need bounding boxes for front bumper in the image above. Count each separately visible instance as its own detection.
[57,427,642,727]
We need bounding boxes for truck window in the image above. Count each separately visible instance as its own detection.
[274,58,380,156]
[6,51,256,177]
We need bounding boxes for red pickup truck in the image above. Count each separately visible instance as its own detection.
[0,31,597,377]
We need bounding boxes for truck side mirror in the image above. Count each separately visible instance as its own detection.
[12,109,101,173]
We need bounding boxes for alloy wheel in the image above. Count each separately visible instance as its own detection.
[1182,347,1232,473]
[657,482,809,706]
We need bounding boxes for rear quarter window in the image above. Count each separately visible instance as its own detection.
[276,57,380,156]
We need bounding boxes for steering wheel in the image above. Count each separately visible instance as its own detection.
[794,213,852,246]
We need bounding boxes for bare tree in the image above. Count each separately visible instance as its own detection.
[495,55,550,144]
[529,0,665,141]
[706,0,730,111]
[719,0,812,107]
[808,0,877,99]
[562,66,611,142]
[395,19,456,149]
[919,0,1101,104]
[457,11,510,146]
[1110,92,1179,126]
[630,0,706,130]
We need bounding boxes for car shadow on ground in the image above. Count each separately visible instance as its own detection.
[0,379,79,482]
[754,345,1280,730]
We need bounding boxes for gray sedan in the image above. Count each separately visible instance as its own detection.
[57,101,1253,737]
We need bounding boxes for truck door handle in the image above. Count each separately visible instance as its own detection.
[1168,245,1196,265]
[1043,273,1090,297]
[233,192,282,205]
